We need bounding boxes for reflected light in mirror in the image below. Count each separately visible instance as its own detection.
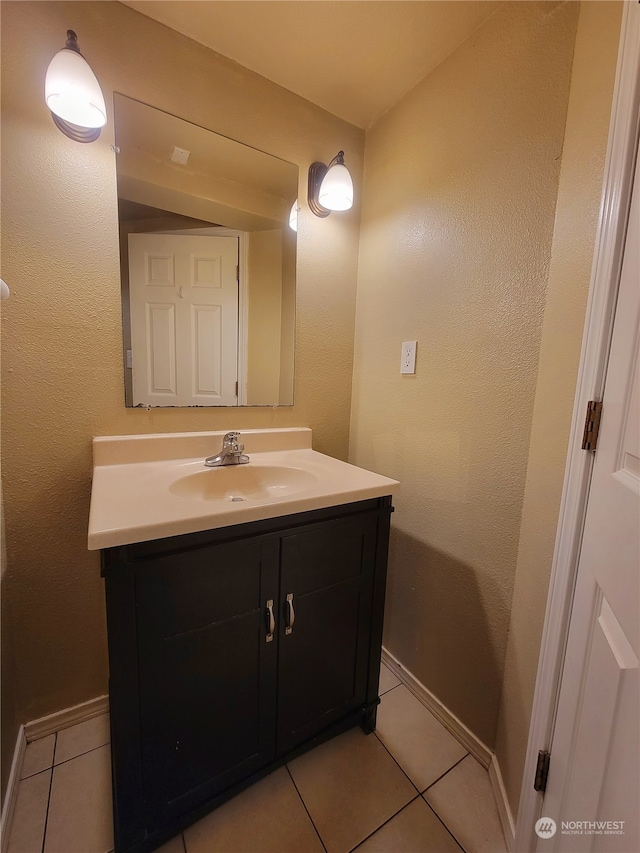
[289,200,299,232]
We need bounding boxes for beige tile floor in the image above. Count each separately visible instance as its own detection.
[7,663,507,853]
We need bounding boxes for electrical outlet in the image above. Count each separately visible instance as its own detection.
[400,341,417,374]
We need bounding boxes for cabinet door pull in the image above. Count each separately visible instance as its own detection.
[285,593,295,635]
[266,599,275,643]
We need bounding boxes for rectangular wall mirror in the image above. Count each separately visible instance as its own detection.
[114,94,298,407]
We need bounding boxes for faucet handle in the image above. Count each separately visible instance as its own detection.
[222,431,240,446]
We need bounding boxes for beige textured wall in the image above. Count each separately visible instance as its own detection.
[494,0,622,816]
[279,226,296,407]
[247,229,283,405]
[1,483,19,803]
[350,1,579,747]
[1,0,363,724]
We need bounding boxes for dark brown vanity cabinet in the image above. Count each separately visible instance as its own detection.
[102,497,392,853]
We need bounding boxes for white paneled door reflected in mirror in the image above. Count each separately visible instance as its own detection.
[114,94,298,407]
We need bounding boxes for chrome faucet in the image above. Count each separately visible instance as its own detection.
[204,432,250,467]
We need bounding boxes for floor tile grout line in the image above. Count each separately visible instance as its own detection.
[31,673,480,853]
[372,729,421,795]
[285,764,328,853]
[424,755,506,853]
[421,752,470,795]
[52,740,110,770]
[378,681,401,697]
[422,798,468,853]
[20,736,56,782]
[20,764,54,782]
[40,733,56,853]
[347,793,422,853]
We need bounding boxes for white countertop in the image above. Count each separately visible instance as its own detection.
[88,429,398,550]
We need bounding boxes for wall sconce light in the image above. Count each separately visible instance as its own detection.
[308,151,354,217]
[44,30,107,143]
[289,200,299,232]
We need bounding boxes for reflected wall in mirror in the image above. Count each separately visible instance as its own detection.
[114,94,297,407]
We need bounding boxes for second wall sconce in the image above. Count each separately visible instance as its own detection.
[44,29,107,142]
[308,151,354,217]
[289,200,299,232]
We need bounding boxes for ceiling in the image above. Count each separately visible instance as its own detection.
[120,1,502,129]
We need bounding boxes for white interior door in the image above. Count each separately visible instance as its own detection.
[128,233,239,406]
[536,148,640,851]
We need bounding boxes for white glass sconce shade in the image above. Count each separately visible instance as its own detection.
[318,162,353,211]
[45,31,106,142]
[45,49,106,127]
[308,151,354,217]
[289,200,299,232]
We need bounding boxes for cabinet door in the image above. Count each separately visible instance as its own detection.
[277,513,378,753]
[135,538,278,828]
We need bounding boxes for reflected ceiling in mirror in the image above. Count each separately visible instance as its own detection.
[114,94,298,407]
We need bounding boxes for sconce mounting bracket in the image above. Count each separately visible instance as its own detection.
[308,162,331,217]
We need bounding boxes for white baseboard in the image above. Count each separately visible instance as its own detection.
[381,646,492,767]
[1,696,109,848]
[0,725,26,853]
[24,694,109,742]
[381,647,516,849]
[489,754,516,852]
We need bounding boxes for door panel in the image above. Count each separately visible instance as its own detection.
[150,612,263,805]
[277,515,377,752]
[277,579,361,748]
[280,515,374,594]
[129,232,238,406]
[135,538,278,828]
[191,304,223,397]
[146,302,177,395]
[136,539,263,636]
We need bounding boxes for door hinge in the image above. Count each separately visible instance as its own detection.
[236,264,239,282]
[581,400,603,452]
[235,381,238,397]
[534,750,551,793]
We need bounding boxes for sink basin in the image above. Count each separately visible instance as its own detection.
[169,464,319,502]
[88,429,399,549]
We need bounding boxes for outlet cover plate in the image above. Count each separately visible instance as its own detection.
[401,341,417,374]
